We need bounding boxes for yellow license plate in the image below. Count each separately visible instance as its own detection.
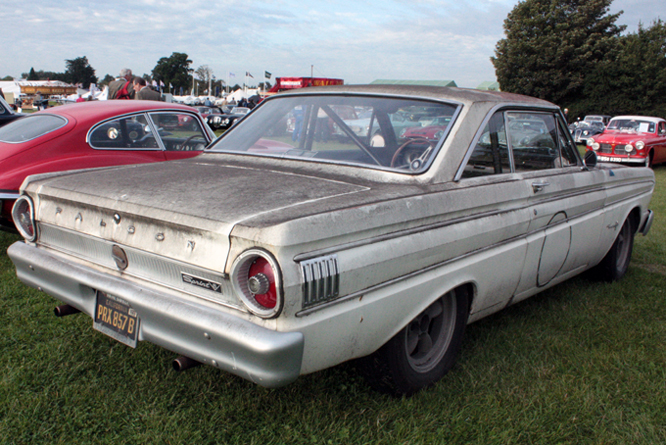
[93,291,140,348]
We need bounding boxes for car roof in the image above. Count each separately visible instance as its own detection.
[38,100,199,124]
[610,115,665,123]
[277,84,557,108]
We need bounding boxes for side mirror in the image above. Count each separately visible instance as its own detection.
[583,150,597,169]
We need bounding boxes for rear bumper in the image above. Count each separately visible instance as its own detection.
[640,209,654,236]
[7,241,304,388]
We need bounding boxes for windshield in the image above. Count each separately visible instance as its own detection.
[607,119,655,133]
[208,94,458,173]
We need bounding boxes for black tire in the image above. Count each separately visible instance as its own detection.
[361,288,469,396]
[593,216,635,282]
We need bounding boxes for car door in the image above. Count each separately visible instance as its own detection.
[508,111,607,302]
[457,111,532,316]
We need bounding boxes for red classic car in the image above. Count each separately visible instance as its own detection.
[0,100,214,230]
[401,115,452,140]
[586,115,666,167]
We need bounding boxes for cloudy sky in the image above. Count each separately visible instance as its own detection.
[0,0,661,88]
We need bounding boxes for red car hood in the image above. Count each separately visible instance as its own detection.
[594,130,652,144]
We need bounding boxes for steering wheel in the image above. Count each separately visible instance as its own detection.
[391,137,434,168]
[178,135,205,151]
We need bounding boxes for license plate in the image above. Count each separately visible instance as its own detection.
[93,291,140,348]
[598,156,623,162]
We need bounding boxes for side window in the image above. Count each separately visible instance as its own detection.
[659,122,666,135]
[149,112,208,151]
[506,112,558,171]
[89,114,154,149]
[461,111,510,178]
[557,119,578,167]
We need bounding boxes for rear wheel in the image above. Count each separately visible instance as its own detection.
[593,216,635,282]
[361,288,469,396]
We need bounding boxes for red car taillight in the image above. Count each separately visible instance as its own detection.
[231,249,282,318]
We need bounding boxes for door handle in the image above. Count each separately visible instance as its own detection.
[532,181,550,193]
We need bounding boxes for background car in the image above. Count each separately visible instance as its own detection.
[7,85,654,397]
[586,115,666,167]
[0,94,24,128]
[206,106,251,131]
[195,106,223,121]
[571,120,605,145]
[0,100,214,230]
[401,115,452,140]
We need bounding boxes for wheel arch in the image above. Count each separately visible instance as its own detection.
[628,206,642,234]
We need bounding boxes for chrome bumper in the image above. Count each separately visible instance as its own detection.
[8,241,304,388]
[640,209,654,236]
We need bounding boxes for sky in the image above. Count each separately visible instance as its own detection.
[0,0,662,89]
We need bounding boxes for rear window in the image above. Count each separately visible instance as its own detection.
[0,114,67,143]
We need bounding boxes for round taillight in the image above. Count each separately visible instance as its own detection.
[231,249,282,318]
[248,257,277,309]
[12,196,36,241]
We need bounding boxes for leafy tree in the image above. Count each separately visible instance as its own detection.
[99,74,115,87]
[152,52,192,93]
[27,67,38,80]
[2,75,13,81]
[492,0,624,106]
[582,19,666,117]
[65,56,97,88]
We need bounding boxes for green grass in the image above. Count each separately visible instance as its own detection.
[1,169,666,444]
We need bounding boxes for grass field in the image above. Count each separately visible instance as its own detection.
[1,167,665,444]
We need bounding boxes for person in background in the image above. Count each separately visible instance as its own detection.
[76,94,85,103]
[108,68,135,100]
[133,77,162,101]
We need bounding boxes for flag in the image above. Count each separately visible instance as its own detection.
[152,80,158,88]
[169,82,173,88]
[160,80,165,87]
[265,71,272,79]
[229,72,235,77]
[246,72,254,78]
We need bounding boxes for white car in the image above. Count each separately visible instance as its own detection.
[8,85,655,395]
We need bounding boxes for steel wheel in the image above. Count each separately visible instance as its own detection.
[361,288,469,396]
[404,296,456,373]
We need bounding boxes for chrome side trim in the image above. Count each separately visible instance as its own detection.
[0,192,21,200]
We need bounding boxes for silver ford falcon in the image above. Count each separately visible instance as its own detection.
[8,85,655,395]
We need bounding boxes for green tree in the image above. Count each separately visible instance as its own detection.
[99,74,115,87]
[152,53,192,94]
[65,56,98,88]
[582,19,666,117]
[492,0,624,106]
[27,67,38,80]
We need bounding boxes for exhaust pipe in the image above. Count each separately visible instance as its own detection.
[173,356,202,372]
[54,304,81,317]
